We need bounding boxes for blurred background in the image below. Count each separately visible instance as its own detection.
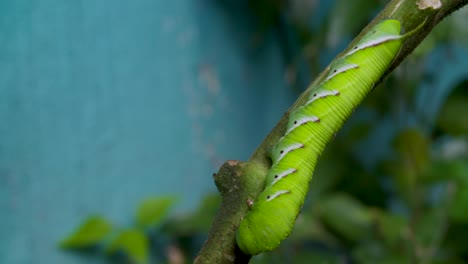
[1,0,467,263]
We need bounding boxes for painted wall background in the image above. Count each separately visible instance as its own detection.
[0,1,297,263]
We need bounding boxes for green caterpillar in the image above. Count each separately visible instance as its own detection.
[236,19,424,255]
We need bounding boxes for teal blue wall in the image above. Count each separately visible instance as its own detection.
[0,1,296,263]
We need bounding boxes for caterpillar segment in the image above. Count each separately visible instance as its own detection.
[236,19,417,255]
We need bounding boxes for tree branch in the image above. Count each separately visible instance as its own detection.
[195,0,468,263]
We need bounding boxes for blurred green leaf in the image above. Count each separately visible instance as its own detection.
[421,159,468,184]
[290,211,338,246]
[382,129,430,199]
[352,241,410,264]
[291,251,343,264]
[59,216,112,249]
[437,94,468,135]
[444,223,468,255]
[106,229,149,264]
[163,193,221,235]
[136,196,178,229]
[430,258,468,264]
[333,165,386,207]
[252,249,342,264]
[393,129,430,174]
[414,208,443,248]
[449,183,468,223]
[186,193,221,232]
[374,211,408,248]
[318,193,374,242]
[309,145,349,198]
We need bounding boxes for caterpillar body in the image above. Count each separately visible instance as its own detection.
[236,19,422,255]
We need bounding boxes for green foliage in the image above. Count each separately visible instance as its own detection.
[60,216,112,248]
[382,129,431,203]
[253,250,343,264]
[317,194,374,242]
[60,194,222,263]
[59,196,178,263]
[449,183,468,223]
[352,241,411,264]
[437,93,468,136]
[136,196,178,229]
[106,229,149,264]
[163,194,221,236]
[374,211,407,248]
